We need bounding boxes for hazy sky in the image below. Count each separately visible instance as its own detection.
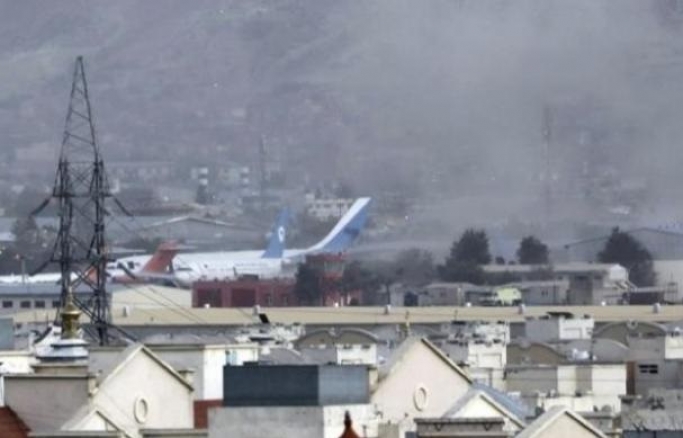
[2,1,683,236]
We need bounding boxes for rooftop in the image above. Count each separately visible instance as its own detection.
[10,305,683,327]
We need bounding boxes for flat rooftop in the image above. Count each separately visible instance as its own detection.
[8,305,683,327]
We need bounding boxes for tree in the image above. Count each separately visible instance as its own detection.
[449,229,491,265]
[293,264,323,305]
[438,229,491,285]
[517,236,549,265]
[598,227,656,287]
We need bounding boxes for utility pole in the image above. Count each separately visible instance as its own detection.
[40,57,113,346]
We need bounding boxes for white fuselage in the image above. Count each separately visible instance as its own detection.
[109,249,303,287]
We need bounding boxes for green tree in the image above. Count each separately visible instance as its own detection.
[293,264,323,305]
[517,236,549,264]
[450,229,491,265]
[438,229,490,285]
[597,227,656,287]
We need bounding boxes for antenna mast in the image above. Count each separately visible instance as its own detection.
[47,56,112,345]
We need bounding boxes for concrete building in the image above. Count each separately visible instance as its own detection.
[371,338,472,435]
[525,312,595,343]
[512,281,570,306]
[209,364,377,438]
[626,329,683,396]
[505,363,626,413]
[295,328,379,366]
[622,388,683,437]
[193,279,297,308]
[483,263,630,305]
[416,283,471,306]
[434,338,506,390]
[4,344,195,437]
[516,406,608,438]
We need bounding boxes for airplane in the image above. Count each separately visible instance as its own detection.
[112,197,372,287]
[0,244,179,287]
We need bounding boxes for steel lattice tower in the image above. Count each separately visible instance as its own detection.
[46,56,112,345]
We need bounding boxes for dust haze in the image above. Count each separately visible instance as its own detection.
[1,0,683,254]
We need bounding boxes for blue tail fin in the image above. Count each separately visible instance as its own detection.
[262,209,289,259]
[307,198,371,254]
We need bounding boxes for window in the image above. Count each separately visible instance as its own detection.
[34,300,45,309]
[638,364,659,374]
[2,301,12,309]
[266,294,273,306]
[20,301,31,309]
[282,295,289,306]
[52,300,60,308]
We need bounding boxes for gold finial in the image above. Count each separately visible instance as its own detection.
[61,287,81,340]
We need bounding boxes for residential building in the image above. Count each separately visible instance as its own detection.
[295,328,379,365]
[370,338,472,435]
[505,363,626,413]
[3,344,195,437]
[525,312,594,343]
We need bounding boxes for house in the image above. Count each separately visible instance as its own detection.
[516,406,607,438]
[3,344,195,437]
[370,338,472,434]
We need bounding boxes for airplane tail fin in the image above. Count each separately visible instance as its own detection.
[262,209,289,259]
[306,197,371,254]
[141,241,178,273]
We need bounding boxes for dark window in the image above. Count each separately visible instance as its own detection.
[34,300,45,309]
[638,364,659,374]
[52,300,60,308]
[20,301,31,309]
[2,301,12,309]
